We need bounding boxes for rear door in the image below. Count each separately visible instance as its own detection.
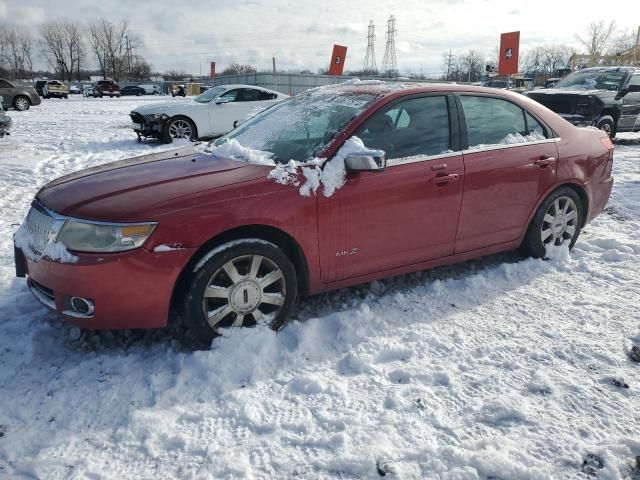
[619,73,640,132]
[317,94,465,283]
[455,94,559,253]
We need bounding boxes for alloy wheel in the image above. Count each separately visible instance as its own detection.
[600,123,612,136]
[541,196,578,246]
[15,97,29,111]
[168,119,193,140]
[201,254,286,331]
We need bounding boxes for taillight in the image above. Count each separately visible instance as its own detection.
[600,136,614,178]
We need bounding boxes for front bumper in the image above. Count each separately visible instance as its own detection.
[0,115,10,136]
[130,112,168,140]
[15,243,197,329]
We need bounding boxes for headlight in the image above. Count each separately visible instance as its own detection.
[57,219,157,253]
[145,113,164,120]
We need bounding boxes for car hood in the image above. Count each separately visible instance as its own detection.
[133,100,204,115]
[36,145,271,222]
[526,88,617,98]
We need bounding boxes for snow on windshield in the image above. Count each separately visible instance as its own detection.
[207,90,376,164]
[554,71,625,91]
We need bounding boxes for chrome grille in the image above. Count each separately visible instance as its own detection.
[24,206,61,254]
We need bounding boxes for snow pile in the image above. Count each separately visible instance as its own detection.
[203,138,275,165]
[1,98,640,479]
[269,136,383,197]
[13,222,78,264]
[468,130,546,150]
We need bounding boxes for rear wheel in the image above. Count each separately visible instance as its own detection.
[14,96,30,111]
[180,240,298,347]
[595,115,616,139]
[521,187,583,258]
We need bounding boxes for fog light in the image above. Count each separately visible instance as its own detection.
[70,297,94,316]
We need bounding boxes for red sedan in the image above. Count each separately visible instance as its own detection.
[14,83,614,345]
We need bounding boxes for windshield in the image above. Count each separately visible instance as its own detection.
[194,86,227,103]
[211,91,376,163]
[553,70,626,91]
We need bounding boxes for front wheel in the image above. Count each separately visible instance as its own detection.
[164,116,196,143]
[180,240,298,347]
[520,187,584,258]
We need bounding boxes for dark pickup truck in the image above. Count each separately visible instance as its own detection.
[525,66,640,138]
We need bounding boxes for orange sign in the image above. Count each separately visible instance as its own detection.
[210,62,216,80]
[328,45,348,76]
[498,31,520,75]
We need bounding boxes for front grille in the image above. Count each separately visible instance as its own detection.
[24,206,57,254]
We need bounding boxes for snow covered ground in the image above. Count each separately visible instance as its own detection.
[1,97,640,479]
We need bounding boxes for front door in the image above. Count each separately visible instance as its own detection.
[318,94,464,283]
[619,73,640,132]
[210,88,264,135]
[455,95,559,253]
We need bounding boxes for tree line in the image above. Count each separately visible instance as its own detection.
[0,18,152,82]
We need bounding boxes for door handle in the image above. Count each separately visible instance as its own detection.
[429,173,459,184]
[533,156,556,167]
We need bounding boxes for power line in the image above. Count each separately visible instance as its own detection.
[381,15,397,74]
[363,20,377,74]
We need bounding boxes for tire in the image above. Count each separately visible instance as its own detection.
[99,92,103,98]
[520,186,584,258]
[63,94,68,99]
[13,96,30,111]
[137,91,142,96]
[595,115,616,139]
[180,240,298,347]
[164,116,197,143]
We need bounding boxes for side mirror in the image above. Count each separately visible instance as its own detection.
[624,84,640,95]
[215,97,230,104]
[345,152,386,173]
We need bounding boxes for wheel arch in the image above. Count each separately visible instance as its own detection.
[599,107,620,124]
[169,224,310,322]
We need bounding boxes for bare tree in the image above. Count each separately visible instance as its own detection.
[221,63,257,75]
[576,20,617,56]
[460,50,486,82]
[39,19,85,82]
[87,19,129,80]
[129,55,152,80]
[0,27,34,80]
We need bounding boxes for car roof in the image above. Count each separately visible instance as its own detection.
[573,66,639,73]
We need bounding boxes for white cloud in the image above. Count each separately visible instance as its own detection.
[1,0,636,76]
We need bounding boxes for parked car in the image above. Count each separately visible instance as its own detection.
[525,66,640,137]
[120,85,146,96]
[130,84,287,143]
[0,79,41,111]
[69,85,81,95]
[82,85,94,97]
[0,98,11,137]
[93,80,120,98]
[42,80,69,99]
[14,83,614,346]
[137,84,161,95]
[34,80,47,97]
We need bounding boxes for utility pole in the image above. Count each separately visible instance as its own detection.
[446,49,454,80]
[363,20,377,75]
[381,15,398,75]
[125,34,133,79]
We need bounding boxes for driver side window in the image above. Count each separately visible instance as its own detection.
[357,96,451,160]
[220,89,239,102]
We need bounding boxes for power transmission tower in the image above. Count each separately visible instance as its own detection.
[363,20,377,74]
[445,49,455,80]
[381,15,397,74]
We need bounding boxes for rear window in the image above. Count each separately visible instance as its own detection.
[461,96,547,148]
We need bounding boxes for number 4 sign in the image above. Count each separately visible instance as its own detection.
[499,32,520,75]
